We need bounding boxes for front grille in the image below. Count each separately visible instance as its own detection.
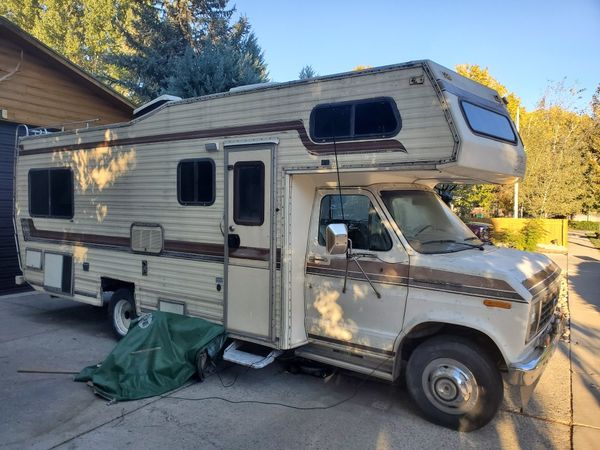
[539,294,557,331]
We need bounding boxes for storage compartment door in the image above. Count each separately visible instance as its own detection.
[43,253,73,294]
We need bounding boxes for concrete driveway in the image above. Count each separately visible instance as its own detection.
[4,236,599,449]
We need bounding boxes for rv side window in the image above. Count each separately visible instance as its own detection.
[28,168,74,219]
[233,161,264,226]
[318,194,392,251]
[310,97,400,142]
[177,159,215,205]
[460,101,517,144]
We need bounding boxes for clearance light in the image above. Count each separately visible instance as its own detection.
[483,299,512,310]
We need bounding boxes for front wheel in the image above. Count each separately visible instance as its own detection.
[406,335,503,432]
[108,288,137,339]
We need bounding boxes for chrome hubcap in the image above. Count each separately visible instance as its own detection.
[422,358,478,414]
[114,299,133,336]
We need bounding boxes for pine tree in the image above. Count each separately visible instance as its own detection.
[299,65,317,79]
[110,1,268,102]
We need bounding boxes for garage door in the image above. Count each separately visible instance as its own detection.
[0,121,24,293]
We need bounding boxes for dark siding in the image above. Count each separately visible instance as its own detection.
[0,121,23,292]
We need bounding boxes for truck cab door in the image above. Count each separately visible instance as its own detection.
[304,188,408,354]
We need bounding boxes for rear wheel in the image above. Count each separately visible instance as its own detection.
[406,335,503,432]
[108,288,136,339]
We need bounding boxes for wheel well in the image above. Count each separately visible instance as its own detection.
[101,277,134,301]
[399,322,507,371]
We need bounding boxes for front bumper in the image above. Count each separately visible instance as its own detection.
[505,312,566,386]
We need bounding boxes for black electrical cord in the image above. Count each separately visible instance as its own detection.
[165,362,375,411]
[164,331,404,412]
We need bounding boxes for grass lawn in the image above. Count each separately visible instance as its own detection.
[587,233,600,250]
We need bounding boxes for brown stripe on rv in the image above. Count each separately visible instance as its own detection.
[307,333,395,356]
[22,219,278,263]
[522,262,561,296]
[307,258,525,302]
[18,120,406,156]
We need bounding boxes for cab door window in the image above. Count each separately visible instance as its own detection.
[318,194,392,251]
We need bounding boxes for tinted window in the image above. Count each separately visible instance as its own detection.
[318,194,392,251]
[50,170,74,217]
[355,100,398,135]
[29,170,49,216]
[29,168,73,218]
[461,101,517,143]
[310,97,400,142]
[312,104,352,140]
[177,159,215,205]
[234,161,264,226]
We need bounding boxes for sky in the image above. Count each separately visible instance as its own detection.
[233,0,600,111]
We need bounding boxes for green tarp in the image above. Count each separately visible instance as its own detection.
[75,311,226,401]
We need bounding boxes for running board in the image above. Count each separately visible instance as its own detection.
[222,340,281,368]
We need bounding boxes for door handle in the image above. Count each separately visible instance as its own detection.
[308,255,328,264]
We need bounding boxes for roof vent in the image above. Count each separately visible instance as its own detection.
[133,94,182,118]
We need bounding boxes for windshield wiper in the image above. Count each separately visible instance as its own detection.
[420,239,457,245]
[420,239,484,251]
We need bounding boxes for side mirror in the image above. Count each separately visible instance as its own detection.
[325,223,348,255]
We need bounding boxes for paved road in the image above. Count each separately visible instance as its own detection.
[3,235,600,449]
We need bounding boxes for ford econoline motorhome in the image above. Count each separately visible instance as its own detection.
[13,60,564,431]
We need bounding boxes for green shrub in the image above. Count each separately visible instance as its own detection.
[521,219,547,251]
[569,220,600,231]
[492,219,547,251]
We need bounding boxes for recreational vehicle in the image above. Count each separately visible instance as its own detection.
[13,60,564,431]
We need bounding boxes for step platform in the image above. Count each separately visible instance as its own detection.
[222,340,281,368]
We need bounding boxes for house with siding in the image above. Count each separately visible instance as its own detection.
[0,16,134,293]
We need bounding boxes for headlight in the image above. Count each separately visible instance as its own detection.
[527,299,542,341]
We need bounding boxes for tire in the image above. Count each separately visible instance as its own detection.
[406,335,503,432]
[108,288,137,339]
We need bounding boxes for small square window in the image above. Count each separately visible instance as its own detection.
[177,159,215,206]
[29,168,73,219]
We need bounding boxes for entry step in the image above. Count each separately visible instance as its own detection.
[223,340,281,368]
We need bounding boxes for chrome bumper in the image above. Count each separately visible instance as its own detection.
[505,313,566,386]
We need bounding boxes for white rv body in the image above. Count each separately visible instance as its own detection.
[14,60,563,430]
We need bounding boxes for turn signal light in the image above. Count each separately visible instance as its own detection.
[483,299,512,309]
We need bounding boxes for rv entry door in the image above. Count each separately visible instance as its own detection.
[224,145,274,340]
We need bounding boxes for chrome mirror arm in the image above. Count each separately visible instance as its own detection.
[342,240,382,299]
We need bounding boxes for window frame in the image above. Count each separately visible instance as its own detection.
[459,100,518,145]
[317,193,393,252]
[28,167,74,219]
[233,160,265,226]
[309,96,401,143]
[177,158,216,206]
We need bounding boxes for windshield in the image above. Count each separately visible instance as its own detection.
[380,190,482,254]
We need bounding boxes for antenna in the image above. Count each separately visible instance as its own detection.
[332,136,345,220]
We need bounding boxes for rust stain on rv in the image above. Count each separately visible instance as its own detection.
[20,120,407,156]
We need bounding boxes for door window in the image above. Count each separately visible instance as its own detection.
[233,161,265,226]
[318,194,392,251]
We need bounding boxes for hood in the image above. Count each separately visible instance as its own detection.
[411,246,558,302]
